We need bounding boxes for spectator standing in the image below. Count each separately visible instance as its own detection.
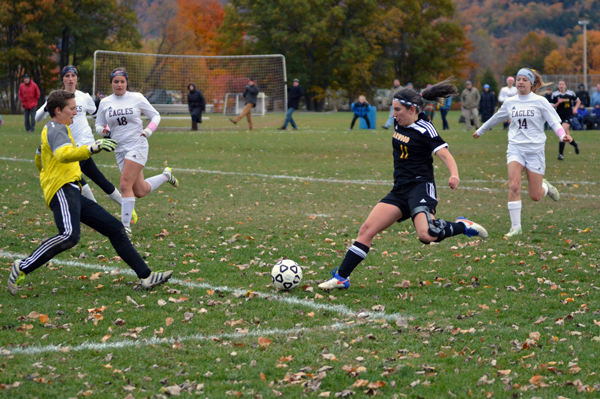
[479,84,497,123]
[423,84,436,121]
[230,78,259,130]
[94,92,105,111]
[576,84,590,107]
[591,84,600,106]
[439,96,451,130]
[279,78,303,130]
[461,81,480,130]
[381,79,402,129]
[18,74,41,132]
[498,77,518,129]
[187,83,206,131]
[349,96,372,130]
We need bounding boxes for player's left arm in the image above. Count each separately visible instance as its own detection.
[435,147,459,190]
[573,96,581,115]
[139,96,161,138]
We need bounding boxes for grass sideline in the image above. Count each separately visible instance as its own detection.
[1,112,599,398]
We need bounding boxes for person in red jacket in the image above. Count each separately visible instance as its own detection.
[18,74,41,132]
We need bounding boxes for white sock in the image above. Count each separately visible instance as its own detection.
[541,181,549,197]
[81,184,97,202]
[507,201,522,229]
[122,197,136,228]
[107,188,122,205]
[145,173,169,193]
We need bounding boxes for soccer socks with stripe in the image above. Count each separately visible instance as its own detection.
[107,188,122,205]
[122,197,135,228]
[507,201,522,229]
[145,173,169,194]
[337,241,370,278]
[433,220,466,243]
[81,184,97,203]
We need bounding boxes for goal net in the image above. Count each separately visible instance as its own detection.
[93,51,287,116]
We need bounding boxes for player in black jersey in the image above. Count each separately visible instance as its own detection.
[550,81,580,160]
[318,79,488,291]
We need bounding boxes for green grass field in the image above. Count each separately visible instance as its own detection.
[1,111,599,398]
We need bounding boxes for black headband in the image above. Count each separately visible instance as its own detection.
[61,65,78,80]
[110,69,128,83]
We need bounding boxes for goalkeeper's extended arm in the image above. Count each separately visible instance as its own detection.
[88,138,118,154]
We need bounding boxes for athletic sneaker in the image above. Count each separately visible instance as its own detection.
[543,179,560,201]
[456,217,488,238]
[125,226,132,238]
[131,208,138,225]
[505,226,522,238]
[277,127,286,130]
[140,270,173,290]
[229,118,237,125]
[7,259,26,295]
[381,125,389,130]
[318,269,350,290]
[573,141,580,155]
[163,167,179,189]
[557,154,564,160]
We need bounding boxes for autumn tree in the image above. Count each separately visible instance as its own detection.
[502,31,558,76]
[177,0,225,55]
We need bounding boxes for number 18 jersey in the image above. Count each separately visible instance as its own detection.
[95,91,160,153]
[477,92,562,152]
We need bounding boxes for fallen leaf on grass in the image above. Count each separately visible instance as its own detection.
[497,370,511,376]
[101,335,111,343]
[529,375,543,384]
[166,317,174,326]
[38,314,49,323]
[322,353,337,361]
[533,316,547,325]
[258,337,272,348]
[260,372,266,381]
[352,379,369,388]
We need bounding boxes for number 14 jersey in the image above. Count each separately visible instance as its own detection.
[478,92,562,152]
[95,91,160,153]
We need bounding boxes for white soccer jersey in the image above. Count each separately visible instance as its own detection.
[36,90,97,146]
[498,86,518,103]
[95,91,160,153]
[477,92,563,152]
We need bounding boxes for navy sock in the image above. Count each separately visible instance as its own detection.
[337,241,370,278]
[559,141,565,155]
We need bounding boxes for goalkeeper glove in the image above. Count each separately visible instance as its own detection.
[88,139,117,154]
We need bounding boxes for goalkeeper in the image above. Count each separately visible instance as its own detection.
[7,90,172,295]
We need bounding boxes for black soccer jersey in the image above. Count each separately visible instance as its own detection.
[550,90,578,120]
[392,113,448,186]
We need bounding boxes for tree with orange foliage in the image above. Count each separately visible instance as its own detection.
[176,0,225,55]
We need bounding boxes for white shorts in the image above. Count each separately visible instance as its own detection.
[115,144,149,171]
[506,144,545,175]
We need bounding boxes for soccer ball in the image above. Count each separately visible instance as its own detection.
[271,259,303,291]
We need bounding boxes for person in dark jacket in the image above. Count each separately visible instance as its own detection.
[279,78,303,130]
[576,84,591,108]
[479,84,496,123]
[440,96,451,130]
[188,83,206,131]
[349,96,372,130]
[230,78,259,130]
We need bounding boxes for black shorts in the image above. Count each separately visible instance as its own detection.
[560,117,572,126]
[379,181,438,222]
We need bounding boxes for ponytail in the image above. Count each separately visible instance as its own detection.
[393,77,458,112]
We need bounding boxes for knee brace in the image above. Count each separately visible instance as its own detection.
[411,206,446,239]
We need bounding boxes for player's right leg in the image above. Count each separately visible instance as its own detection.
[8,185,81,295]
[318,203,401,291]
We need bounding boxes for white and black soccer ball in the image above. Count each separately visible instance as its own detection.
[271,259,303,291]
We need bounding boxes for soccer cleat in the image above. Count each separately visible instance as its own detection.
[131,208,138,225]
[557,154,564,160]
[456,216,488,238]
[381,125,389,130]
[140,270,173,290]
[505,226,522,238]
[124,226,132,238]
[318,269,350,290]
[163,167,179,189]
[573,141,580,154]
[7,259,26,296]
[543,179,560,201]
[229,118,237,125]
[277,127,286,130]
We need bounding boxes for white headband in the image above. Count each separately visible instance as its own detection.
[517,69,535,85]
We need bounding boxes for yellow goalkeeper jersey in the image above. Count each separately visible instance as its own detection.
[36,120,91,207]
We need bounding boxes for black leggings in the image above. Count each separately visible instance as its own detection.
[351,114,371,129]
[19,184,150,278]
[79,157,116,194]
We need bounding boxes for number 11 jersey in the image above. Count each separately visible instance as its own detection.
[95,91,160,153]
[478,92,562,152]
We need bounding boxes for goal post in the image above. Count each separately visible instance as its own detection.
[92,51,287,116]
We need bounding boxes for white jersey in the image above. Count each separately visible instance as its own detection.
[498,86,518,103]
[95,91,160,153]
[36,90,97,146]
[477,92,562,152]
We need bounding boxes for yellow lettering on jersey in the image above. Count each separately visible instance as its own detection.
[393,132,410,143]
[399,145,408,159]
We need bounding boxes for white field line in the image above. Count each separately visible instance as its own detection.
[5,322,353,356]
[0,251,405,322]
[0,156,597,189]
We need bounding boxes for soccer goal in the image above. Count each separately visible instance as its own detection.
[92,51,287,126]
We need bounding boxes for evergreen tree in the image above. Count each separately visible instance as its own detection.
[481,68,499,97]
